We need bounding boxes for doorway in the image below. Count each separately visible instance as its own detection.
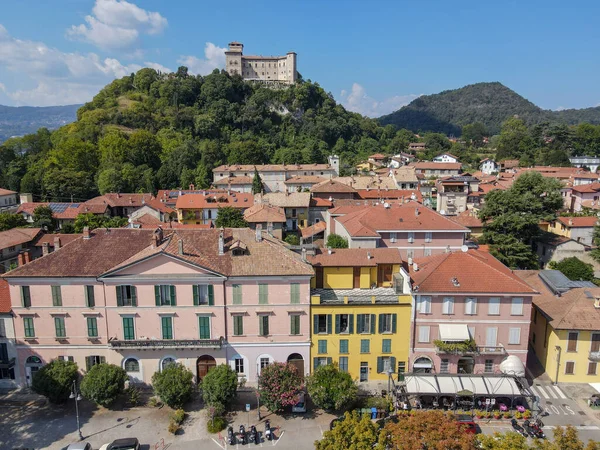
[287,353,304,376]
[353,268,361,288]
[458,357,475,374]
[360,362,369,382]
[315,267,323,289]
[196,355,216,382]
[25,355,43,387]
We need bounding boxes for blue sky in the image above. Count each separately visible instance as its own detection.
[0,0,598,117]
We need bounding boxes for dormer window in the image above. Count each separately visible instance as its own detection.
[230,239,247,256]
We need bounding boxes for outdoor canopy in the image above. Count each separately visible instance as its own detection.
[438,324,470,342]
[402,374,528,398]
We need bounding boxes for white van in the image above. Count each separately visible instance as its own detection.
[292,392,306,413]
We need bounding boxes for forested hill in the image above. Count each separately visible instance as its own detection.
[0,104,81,142]
[0,68,405,202]
[378,82,600,136]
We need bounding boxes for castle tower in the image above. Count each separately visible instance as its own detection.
[328,155,340,176]
[286,51,297,84]
[225,42,243,77]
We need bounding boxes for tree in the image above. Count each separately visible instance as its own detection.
[151,363,195,408]
[257,362,303,412]
[31,359,78,404]
[478,425,599,450]
[0,213,27,231]
[80,363,128,407]
[284,234,300,245]
[200,364,238,408]
[478,431,531,450]
[73,213,128,233]
[315,411,381,450]
[215,207,248,228]
[326,234,348,249]
[381,410,477,450]
[251,168,263,194]
[495,117,535,161]
[32,205,56,232]
[306,363,357,411]
[461,122,488,148]
[549,257,595,281]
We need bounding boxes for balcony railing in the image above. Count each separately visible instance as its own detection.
[434,341,506,356]
[109,338,223,349]
[0,357,16,368]
[589,351,600,362]
[477,345,506,355]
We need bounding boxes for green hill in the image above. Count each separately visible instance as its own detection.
[0,104,81,142]
[378,82,600,135]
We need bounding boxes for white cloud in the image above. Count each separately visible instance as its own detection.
[178,43,226,75]
[340,83,419,117]
[0,24,164,106]
[144,62,172,73]
[67,0,167,50]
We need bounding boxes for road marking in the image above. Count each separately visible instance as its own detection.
[272,430,285,446]
[535,385,549,399]
[545,385,558,399]
[211,438,225,449]
[553,385,567,399]
[542,425,600,431]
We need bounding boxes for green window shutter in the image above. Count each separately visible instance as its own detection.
[193,285,199,306]
[390,357,396,373]
[170,285,176,306]
[233,285,242,304]
[85,286,95,308]
[123,317,134,340]
[290,283,300,304]
[370,314,376,334]
[392,314,397,333]
[85,356,91,372]
[199,316,210,339]
[155,286,161,306]
[348,314,354,334]
[100,356,106,364]
[162,316,173,339]
[21,286,31,307]
[52,286,62,306]
[55,317,65,337]
[116,286,123,306]
[379,314,384,333]
[357,314,364,334]
[131,286,137,306]
[313,315,319,334]
[327,314,332,334]
[313,358,319,371]
[340,339,348,353]
[259,284,268,304]
[326,357,332,365]
[208,285,214,305]
[87,317,98,337]
[382,339,391,353]
[377,357,383,374]
[259,316,264,336]
[84,286,89,307]
[234,316,244,336]
[290,315,300,335]
[335,315,340,334]
[23,317,34,337]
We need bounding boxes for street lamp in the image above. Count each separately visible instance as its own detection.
[69,380,83,440]
[554,346,562,386]
[386,365,395,412]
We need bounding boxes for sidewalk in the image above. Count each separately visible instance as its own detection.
[0,388,47,407]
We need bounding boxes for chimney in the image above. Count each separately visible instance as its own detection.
[301,247,307,262]
[83,226,90,239]
[415,207,420,216]
[408,256,413,266]
[256,224,263,242]
[568,219,573,226]
[153,227,163,247]
[176,238,184,256]
[413,262,419,271]
[327,247,332,255]
[189,184,195,190]
[54,237,61,250]
[218,228,224,255]
[24,251,31,264]
[367,252,372,260]
[595,297,600,309]
[42,242,50,256]
[18,253,25,266]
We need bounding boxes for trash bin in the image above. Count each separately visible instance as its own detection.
[371,407,377,419]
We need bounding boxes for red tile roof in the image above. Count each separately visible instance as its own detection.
[369,153,386,160]
[85,193,154,208]
[32,233,81,248]
[243,203,286,223]
[409,250,538,294]
[310,179,356,194]
[449,210,484,229]
[0,279,11,313]
[301,221,327,239]
[308,248,402,267]
[0,188,17,196]
[355,189,422,202]
[143,198,175,214]
[175,192,254,209]
[570,182,600,194]
[412,162,462,170]
[310,197,333,208]
[284,176,327,184]
[556,216,598,228]
[0,228,42,249]
[213,176,254,186]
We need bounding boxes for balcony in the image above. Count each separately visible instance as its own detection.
[477,345,506,355]
[109,338,223,350]
[0,357,16,369]
[434,339,477,355]
[589,351,600,362]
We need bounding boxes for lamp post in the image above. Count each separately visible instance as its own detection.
[554,345,562,386]
[386,365,395,413]
[256,363,261,421]
[69,380,83,440]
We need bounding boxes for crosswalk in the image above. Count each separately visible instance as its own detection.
[530,384,567,400]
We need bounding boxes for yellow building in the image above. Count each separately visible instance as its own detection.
[517,270,600,383]
[547,216,597,246]
[175,192,254,225]
[308,248,412,381]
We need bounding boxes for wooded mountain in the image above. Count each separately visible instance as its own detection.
[378,82,600,136]
[0,104,81,142]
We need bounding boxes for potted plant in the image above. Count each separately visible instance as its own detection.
[523,409,532,419]
[503,412,512,419]
[475,409,483,419]
[514,410,522,419]
[493,411,501,419]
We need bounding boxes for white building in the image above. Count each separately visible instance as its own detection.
[433,153,459,163]
[0,189,18,212]
[479,158,499,175]
[225,42,297,85]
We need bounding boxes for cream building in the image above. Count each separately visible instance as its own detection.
[225,42,297,85]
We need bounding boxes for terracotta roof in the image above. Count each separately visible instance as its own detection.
[17,202,108,218]
[571,182,600,194]
[261,192,310,208]
[581,200,600,210]
[335,176,397,190]
[301,221,327,239]
[128,213,210,229]
[449,210,484,228]
[0,279,11,313]
[175,192,254,210]
[412,162,462,170]
[308,248,403,267]
[335,202,468,237]
[355,189,422,202]
[516,270,600,330]
[284,176,327,184]
[310,198,333,208]
[573,173,600,179]
[32,233,81,248]
[390,167,419,182]
[143,198,175,214]
[0,228,42,249]
[86,193,153,208]
[243,203,286,223]
[213,176,254,186]
[369,153,386,160]
[410,250,538,294]
[214,163,333,172]
[310,179,356,194]
[556,216,598,228]
[0,188,17,196]
[500,159,519,168]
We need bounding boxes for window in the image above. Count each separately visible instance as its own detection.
[419,296,431,314]
[198,316,210,339]
[290,283,300,304]
[567,332,578,352]
[588,362,597,375]
[397,361,406,375]
[565,361,575,375]
[87,317,98,338]
[360,339,370,353]
[440,359,449,373]
[259,315,269,336]
[21,286,31,307]
[193,285,214,305]
[591,334,600,352]
[314,357,330,369]
[85,356,105,371]
[425,232,432,243]
[232,284,242,304]
[508,327,521,345]
[465,297,477,315]
[339,339,349,354]
[290,315,300,335]
[485,359,494,373]
[390,232,397,243]
[533,308,538,324]
[233,315,244,336]
[124,358,139,372]
[382,339,392,353]
[336,314,351,334]
[161,357,176,371]
[235,358,244,374]
[408,232,414,243]
[357,314,374,334]
[122,317,135,340]
[418,326,430,343]
[339,357,348,372]
[54,317,66,338]
[155,285,176,306]
[84,286,95,307]
[314,314,331,334]
[260,357,270,370]
[116,285,137,306]
[511,298,523,315]
[51,285,62,306]
[161,316,173,339]
[443,297,454,315]
[318,340,327,354]
[379,314,396,333]
[488,297,500,315]
[258,284,268,304]
[23,317,35,338]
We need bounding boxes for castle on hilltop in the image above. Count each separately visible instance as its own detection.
[225,42,297,85]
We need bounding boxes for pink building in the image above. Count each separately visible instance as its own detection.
[568,182,600,212]
[4,227,312,386]
[408,250,538,375]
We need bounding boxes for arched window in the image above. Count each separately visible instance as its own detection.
[124,358,140,373]
[161,357,176,371]
[26,356,42,364]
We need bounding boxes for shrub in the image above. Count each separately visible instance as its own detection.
[149,396,162,408]
[514,411,522,419]
[80,363,128,407]
[152,363,194,408]
[307,363,357,411]
[171,408,186,425]
[168,421,180,434]
[258,362,304,412]
[523,409,532,419]
[125,385,141,406]
[200,364,238,408]
[31,359,78,404]
[284,234,299,245]
[326,234,348,249]
[207,416,228,433]
[503,412,512,419]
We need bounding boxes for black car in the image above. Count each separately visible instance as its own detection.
[103,438,140,450]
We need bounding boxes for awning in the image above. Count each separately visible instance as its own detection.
[403,375,525,398]
[414,362,433,369]
[438,324,470,342]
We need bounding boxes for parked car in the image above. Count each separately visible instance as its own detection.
[66,444,92,450]
[456,419,478,435]
[292,392,307,413]
[99,438,140,450]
